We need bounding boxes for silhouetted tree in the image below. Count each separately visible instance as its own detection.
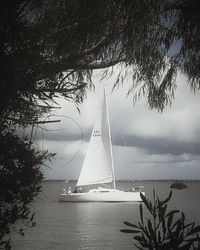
[0,129,54,249]
[1,0,200,112]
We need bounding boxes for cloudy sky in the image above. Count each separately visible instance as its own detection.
[35,69,200,180]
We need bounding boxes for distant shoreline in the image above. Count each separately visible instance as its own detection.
[42,179,200,182]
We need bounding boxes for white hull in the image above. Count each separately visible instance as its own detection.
[59,188,144,202]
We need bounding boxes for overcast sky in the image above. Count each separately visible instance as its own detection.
[35,69,200,180]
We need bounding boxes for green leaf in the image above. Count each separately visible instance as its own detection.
[161,215,166,236]
[182,222,194,232]
[147,219,155,239]
[166,209,179,218]
[140,193,152,213]
[134,235,146,242]
[158,231,161,243]
[141,233,148,245]
[120,229,140,234]
[166,210,179,230]
[188,225,200,235]
[161,190,172,206]
[142,225,151,239]
[181,212,185,223]
[124,221,139,228]
[139,204,144,225]
[153,189,156,207]
[179,242,192,249]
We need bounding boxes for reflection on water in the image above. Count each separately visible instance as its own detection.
[12,181,200,250]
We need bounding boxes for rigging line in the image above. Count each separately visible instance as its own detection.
[120,132,127,147]
[32,114,83,169]
[53,115,84,169]
[104,86,116,189]
[120,132,143,185]
[35,126,66,132]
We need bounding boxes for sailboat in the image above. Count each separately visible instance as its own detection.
[59,87,144,202]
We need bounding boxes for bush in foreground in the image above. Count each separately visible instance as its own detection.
[121,191,200,250]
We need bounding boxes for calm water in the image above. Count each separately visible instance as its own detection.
[12,181,200,250]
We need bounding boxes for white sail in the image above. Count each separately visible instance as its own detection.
[76,88,114,187]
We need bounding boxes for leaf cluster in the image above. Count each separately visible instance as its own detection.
[121,191,200,249]
[1,0,200,113]
[0,127,54,250]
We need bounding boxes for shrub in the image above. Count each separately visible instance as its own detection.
[121,191,200,250]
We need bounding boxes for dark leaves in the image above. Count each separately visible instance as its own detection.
[120,229,141,234]
[124,221,140,229]
[121,190,200,249]
[161,190,172,206]
[139,204,143,225]
[166,210,179,230]
[140,192,152,213]
[0,129,47,248]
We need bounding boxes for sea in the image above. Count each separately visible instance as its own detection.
[11,180,200,250]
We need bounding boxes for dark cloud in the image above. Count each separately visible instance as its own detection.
[37,128,92,142]
[137,158,192,164]
[113,134,200,155]
[40,126,200,156]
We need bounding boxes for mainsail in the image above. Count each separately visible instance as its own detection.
[76,88,115,187]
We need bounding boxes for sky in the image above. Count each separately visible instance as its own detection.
[35,69,200,180]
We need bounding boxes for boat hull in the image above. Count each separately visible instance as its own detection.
[59,189,144,202]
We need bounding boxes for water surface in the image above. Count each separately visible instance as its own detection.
[12,181,200,250]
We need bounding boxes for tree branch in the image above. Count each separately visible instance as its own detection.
[79,36,111,57]
[6,117,61,124]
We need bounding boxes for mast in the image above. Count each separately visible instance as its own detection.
[104,86,116,189]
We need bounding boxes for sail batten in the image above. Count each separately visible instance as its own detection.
[76,88,114,187]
